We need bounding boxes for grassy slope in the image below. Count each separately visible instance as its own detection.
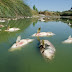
[0,0,32,18]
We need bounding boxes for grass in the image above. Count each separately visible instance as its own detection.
[0,0,32,18]
[31,10,39,16]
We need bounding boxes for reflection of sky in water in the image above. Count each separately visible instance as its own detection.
[0,18,72,72]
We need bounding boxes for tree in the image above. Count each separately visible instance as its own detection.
[33,5,38,12]
[33,5,36,10]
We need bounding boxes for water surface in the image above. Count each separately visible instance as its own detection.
[0,18,72,72]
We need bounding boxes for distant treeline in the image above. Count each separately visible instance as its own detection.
[0,0,32,18]
[39,11,60,16]
[38,10,72,16]
[60,11,72,16]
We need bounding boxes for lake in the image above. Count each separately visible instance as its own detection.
[0,17,72,72]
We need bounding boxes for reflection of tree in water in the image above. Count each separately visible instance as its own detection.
[0,19,32,42]
[33,21,37,27]
[32,19,38,27]
[60,18,72,28]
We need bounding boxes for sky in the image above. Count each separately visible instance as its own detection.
[25,0,72,11]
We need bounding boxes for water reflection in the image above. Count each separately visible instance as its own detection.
[60,18,72,28]
[32,18,38,27]
[37,16,72,27]
[0,17,72,72]
[0,19,32,42]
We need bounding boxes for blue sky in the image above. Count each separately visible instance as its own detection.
[25,0,72,11]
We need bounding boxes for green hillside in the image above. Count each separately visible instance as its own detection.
[0,0,32,18]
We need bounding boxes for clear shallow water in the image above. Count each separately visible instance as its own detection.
[0,18,72,72]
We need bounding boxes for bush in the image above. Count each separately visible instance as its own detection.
[60,11,72,16]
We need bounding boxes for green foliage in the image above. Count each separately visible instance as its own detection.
[0,0,32,18]
[33,5,38,12]
[39,11,60,16]
[36,8,38,12]
[60,10,72,16]
[33,5,36,10]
